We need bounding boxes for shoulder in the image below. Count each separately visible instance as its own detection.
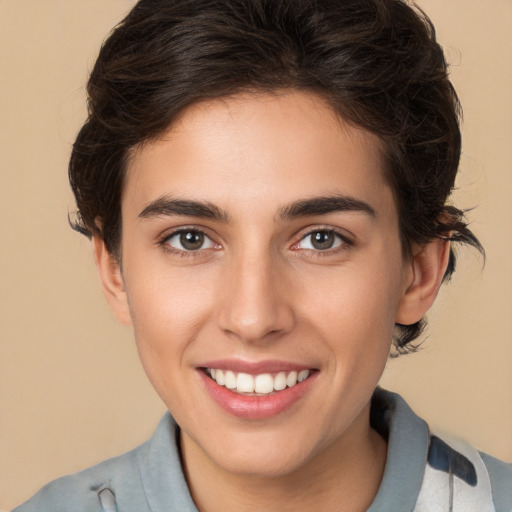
[415,431,511,512]
[480,451,512,512]
[12,412,195,512]
[411,428,512,512]
[12,443,151,512]
[370,389,512,512]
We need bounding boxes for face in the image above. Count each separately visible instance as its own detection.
[110,91,417,477]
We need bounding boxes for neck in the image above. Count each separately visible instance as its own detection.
[180,403,387,512]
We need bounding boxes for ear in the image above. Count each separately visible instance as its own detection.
[92,235,132,326]
[395,237,451,325]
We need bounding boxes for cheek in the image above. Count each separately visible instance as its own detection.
[124,267,220,412]
[295,256,403,373]
[303,267,400,333]
[124,260,217,363]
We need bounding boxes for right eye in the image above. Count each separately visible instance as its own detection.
[296,229,345,251]
[163,229,217,252]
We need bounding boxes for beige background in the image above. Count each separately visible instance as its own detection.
[1,0,511,509]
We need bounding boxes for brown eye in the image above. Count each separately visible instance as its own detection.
[311,231,335,250]
[297,230,344,251]
[180,231,204,250]
[165,230,215,251]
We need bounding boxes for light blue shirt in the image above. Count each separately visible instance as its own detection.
[13,389,512,511]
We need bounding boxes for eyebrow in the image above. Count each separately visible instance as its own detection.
[138,194,376,223]
[278,195,376,220]
[138,197,230,222]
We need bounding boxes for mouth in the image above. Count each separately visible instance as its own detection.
[197,362,318,419]
[202,368,312,396]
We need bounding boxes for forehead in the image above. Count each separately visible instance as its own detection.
[124,91,393,217]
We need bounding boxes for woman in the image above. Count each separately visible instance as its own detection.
[13,0,511,510]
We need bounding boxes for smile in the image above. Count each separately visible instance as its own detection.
[198,360,318,419]
[205,368,311,395]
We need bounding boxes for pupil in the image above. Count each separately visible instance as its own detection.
[181,231,204,250]
[312,231,334,250]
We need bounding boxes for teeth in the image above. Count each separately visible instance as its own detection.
[298,369,309,382]
[237,373,254,393]
[274,371,287,391]
[215,369,225,385]
[286,371,298,387]
[254,373,274,393]
[209,368,311,395]
[225,370,236,389]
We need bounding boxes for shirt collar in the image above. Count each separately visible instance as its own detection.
[137,388,429,511]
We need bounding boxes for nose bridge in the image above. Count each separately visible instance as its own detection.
[217,244,294,343]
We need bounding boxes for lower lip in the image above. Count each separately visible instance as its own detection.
[198,370,317,420]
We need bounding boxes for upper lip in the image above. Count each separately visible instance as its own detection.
[197,359,316,375]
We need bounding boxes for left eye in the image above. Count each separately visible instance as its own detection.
[296,230,345,251]
[165,230,216,251]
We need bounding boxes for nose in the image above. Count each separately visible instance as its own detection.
[217,250,295,344]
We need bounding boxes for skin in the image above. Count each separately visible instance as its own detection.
[94,91,450,511]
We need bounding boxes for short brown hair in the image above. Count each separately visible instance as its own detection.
[69,0,483,352]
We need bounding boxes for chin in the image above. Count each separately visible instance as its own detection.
[197,428,318,479]
[217,449,310,479]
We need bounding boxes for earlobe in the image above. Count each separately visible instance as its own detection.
[92,236,133,326]
[395,238,451,325]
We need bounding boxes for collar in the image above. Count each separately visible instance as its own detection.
[136,388,429,512]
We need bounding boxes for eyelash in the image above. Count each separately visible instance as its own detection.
[291,228,353,256]
[158,228,219,258]
[157,227,353,258]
